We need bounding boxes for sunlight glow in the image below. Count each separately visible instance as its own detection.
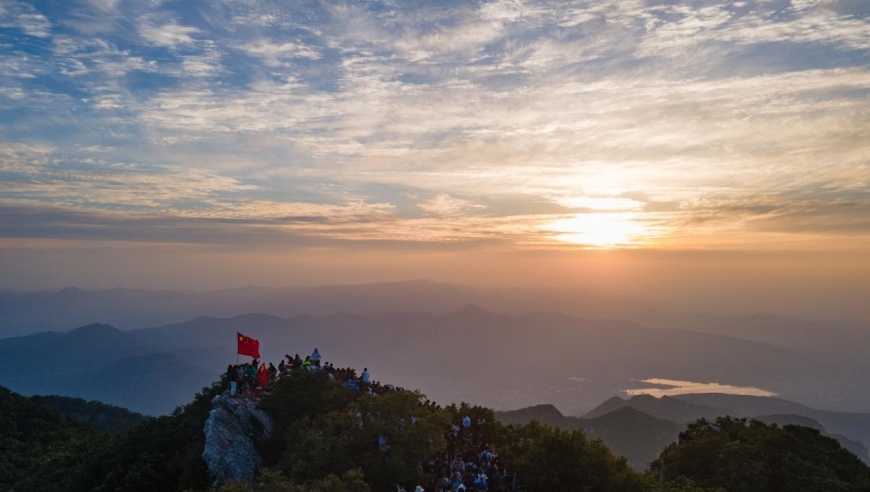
[544,213,650,248]
[556,196,643,211]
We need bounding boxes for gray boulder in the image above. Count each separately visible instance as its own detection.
[202,392,274,487]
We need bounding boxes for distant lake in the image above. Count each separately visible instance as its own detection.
[624,378,776,398]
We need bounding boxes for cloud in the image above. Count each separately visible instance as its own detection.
[240,40,321,65]
[0,0,868,257]
[0,1,51,38]
[84,0,119,12]
[55,38,159,77]
[418,194,487,216]
[139,18,200,48]
[635,1,870,57]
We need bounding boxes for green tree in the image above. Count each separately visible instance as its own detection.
[500,421,653,492]
[652,417,870,492]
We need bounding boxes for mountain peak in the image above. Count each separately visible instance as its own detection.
[68,323,120,336]
[55,287,84,297]
[593,406,667,423]
[516,403,564,417]
[581,396,627,418]
[443,304,496,319]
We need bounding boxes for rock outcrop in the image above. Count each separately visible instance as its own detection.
[202,392,274,487]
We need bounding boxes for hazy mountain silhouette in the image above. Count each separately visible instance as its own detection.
[0,280,663,336]
[83,353,213,415]
[655,312,870,372]
[674,393,870,452]
[5,281,870,412]
[135,307,848,410]
[496,404,680,470]
[0,324,212,414]
[581,393,870,463]
[2,306,863,416]
[499,400,870,467]
[583,394,721,422]
[581,407,680,470]
[496,404,568,426]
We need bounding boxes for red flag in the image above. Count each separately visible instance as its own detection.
[258,363,268,388]
[237,332,260,359]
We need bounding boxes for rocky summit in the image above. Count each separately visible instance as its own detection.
[202,392,274,487]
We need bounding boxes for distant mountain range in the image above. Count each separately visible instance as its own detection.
[497,394,870,470]
[2,306,869,418]
[583,393,870,459]
[0,280,661,336]
[3,281,865,341]
[495,404,679,470]
[3,281,868,410]
[0,322,214,414]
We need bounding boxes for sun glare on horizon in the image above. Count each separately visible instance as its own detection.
[0,0,867,293]
[544,213,652,248]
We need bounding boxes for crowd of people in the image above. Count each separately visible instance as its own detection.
[424,443,513,492]
[223,348,517,492]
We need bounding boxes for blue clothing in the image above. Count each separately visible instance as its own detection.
[361,370,370,383]
[344,380,360,390]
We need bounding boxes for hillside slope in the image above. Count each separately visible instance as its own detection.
[496,404,679,470]
[4,366,870,492]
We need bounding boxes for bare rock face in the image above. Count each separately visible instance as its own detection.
[202,392,274,487]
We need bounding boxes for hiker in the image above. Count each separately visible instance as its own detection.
[451,470,464,492]
[311,348,321,368]
[473,473,487,490]
[361,367,371,384]
[226,364,238,396]
[437,475,451,492]
[302,355,312,370]
[479,448,493,467]
[268,362,277,381]
[450,456,465,476]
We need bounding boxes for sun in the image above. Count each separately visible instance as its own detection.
[544,213,649,248]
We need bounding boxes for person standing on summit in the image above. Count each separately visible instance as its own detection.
[226,364,238,396]
[311,348,321,368]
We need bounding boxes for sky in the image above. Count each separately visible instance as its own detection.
[0,0,868,316]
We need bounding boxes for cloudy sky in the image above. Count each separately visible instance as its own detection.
[0,0,868,313]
